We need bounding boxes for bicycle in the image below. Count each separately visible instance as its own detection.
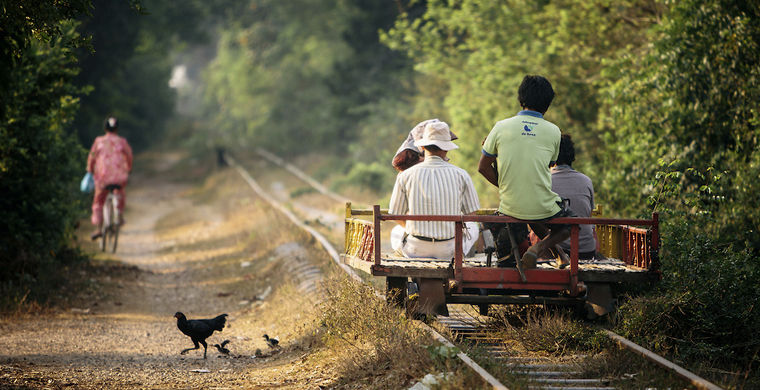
[100,184,122,253]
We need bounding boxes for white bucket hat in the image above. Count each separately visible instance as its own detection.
[414,121,458,151]
[394,119,460,157]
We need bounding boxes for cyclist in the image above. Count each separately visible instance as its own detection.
[87,116,133,240]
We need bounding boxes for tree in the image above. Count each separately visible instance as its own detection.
[599,0,760,250]
[0,5,90,290]
[72,0,221,151]
[382,0,662,201]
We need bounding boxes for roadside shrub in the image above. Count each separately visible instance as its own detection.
[318,275,432,386]
[331,161,393,194]
[616,217,760,367]
[0,21,87,307]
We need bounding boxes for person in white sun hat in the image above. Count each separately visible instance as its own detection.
[389,121,481,259]
[391,118,458,171]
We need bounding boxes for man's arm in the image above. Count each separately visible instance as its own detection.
[388,174,407,227]
[478,154,499,187]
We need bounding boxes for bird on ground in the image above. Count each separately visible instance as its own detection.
[263,334,279,349]
[213,339,230,355]
[174,312,228,359]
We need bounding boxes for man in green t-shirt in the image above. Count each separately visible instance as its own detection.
[478,75,573,269]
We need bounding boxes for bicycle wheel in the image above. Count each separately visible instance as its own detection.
[101,193,113,252]
[110,208,119,253]
[100,223,108,251]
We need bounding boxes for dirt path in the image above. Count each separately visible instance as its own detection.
[0,152,338,389]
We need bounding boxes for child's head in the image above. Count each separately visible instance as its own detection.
[556,134,575,166]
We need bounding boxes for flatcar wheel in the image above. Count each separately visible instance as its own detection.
[386,277,407,308]
[584,282,616,320]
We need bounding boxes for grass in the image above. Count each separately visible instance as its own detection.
[579,345,699,389]
[0,245,91,315]
[315,275,433,388]
[311,275,502,389]
[489,305,608,355]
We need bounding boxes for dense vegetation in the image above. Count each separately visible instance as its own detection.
[0,0,216,304]
[188,0,760,373]
[2,0,757,377]
[0,1,91,305]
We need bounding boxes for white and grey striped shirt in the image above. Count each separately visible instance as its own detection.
[389,156,480,239]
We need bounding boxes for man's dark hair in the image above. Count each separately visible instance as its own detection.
[518,75,555,113]
[556,134,575,166]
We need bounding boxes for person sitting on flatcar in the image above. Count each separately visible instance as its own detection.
[478,75,574,269]
[549,134,603,260]
[391,118,450,172]
[389,121,481,259]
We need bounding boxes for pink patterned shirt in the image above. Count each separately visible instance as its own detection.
[87,132,133,187]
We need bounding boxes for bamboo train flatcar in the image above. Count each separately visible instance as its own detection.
[342,203,660,319]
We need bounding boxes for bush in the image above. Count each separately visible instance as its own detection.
[0,20,88,305]
[317,275,432,386]
[331,161,394,194]
[616,216,760,366]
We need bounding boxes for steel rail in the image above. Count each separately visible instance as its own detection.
[418,321,508,390]
[255,148,350,204]
[225,152,509,389]
[604,330,723,390]
[225,153,363,284]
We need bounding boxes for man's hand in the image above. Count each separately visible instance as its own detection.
[478,154,499,187]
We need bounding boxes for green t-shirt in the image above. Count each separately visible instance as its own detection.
[482,110,561,220]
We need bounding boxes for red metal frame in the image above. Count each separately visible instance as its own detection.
[369,207,659,297]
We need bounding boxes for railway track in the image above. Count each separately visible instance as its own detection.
[226,151,723,390]
[440,306,615,390]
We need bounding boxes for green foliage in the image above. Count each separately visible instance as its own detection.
[0,19,88,292]
[72,0,220,151]
[617,218,759,365]
[383,0,663,197]
[615,158,760,366]
[202,0,353,153]
[331,161,394,194]
[200,0,414,171]
[0,0,91,113]
[598,0,760,250]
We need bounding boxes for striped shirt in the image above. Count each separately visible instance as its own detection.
[389,156,480,239]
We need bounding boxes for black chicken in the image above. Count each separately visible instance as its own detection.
[213,339,230,355]
[174,312,228,359]
[263,334,279,349]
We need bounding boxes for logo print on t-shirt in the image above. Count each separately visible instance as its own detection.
[521,122,537,137]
